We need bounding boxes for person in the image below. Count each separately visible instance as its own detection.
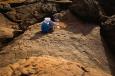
[40,17,55,33]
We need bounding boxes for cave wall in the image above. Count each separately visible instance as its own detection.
[69,0,104,22]
[97,0,115,16]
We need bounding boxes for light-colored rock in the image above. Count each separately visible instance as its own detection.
[0,56,111,76]
[0,13,18,39]
[0,27,14,38]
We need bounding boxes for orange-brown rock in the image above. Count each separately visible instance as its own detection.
[0,11,111,75]
[0,56,111,76]
[0,13,18,38]
[0,27,14,38]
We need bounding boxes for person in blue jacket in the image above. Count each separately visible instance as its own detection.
[40,17,55,33]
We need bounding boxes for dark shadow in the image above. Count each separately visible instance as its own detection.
[65,21,96,35]
[101,36,115,76]
[30,31,53,40]
[30,32,46,40]
[63,12,97,35]
[55,11,98,35]
[63,11,115,76]
[20,73,29,76]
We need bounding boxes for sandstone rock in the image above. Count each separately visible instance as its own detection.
[0,2,11,13]
[0,13,20,48]
[4,2,57,30]
[0,27,14,38]
[70,0,101,22]
[0,56,111,76]
[0,0,35,4]
[0,11,111,74]
[69,0,115,22]
[0,13,18,28]
[0,13,18,39]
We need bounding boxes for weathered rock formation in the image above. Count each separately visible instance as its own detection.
[100,15,115,51]
[0,0,115,76]
[69,0,115,54]
[0,56,111,76]
[0,12,112,75]
[98,0,115,16]
[0,13,19,48]
[70,0,115,22]
[0,0,71,30]
[3,2,57,30]
[70,0,101,22]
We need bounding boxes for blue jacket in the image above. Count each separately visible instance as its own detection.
[41,21,54,33]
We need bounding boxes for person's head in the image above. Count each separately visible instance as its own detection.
[44,17,51,23]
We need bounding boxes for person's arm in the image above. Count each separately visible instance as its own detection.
[51,21,59,26]
[38,22,43,26]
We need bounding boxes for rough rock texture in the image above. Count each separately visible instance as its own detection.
[100,15,115,75]
[70,0,115,22]
[0,0,29,3]
[0,2,11,12]
[4,2,56,30]
[0,13,19,48]
[0,13,18,31]
[0,0,114,75]
[0,0,40,13]
[100,15,115,51]
[0,0,58,30]
[70,0,101,22]
[0,0,72,31]
[0,12,111,75]
[98,0,115,16]
[0,56,111,76]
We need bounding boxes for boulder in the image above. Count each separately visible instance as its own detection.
[4,2,57,30]
[0,56,111,76]
[0,13,19,39]
[0,2,11,13]
[70,0,101,22]
[0,13,19,48]
[70,0,115,22]
[0,27,14,39]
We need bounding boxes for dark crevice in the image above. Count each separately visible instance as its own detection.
[10,3,25,8]
[101,36,115,76]
[10,1,38,8]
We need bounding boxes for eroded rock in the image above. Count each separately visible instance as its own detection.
[0,13,19,48]
[70,0,101,22]
[0,12,111,75]
[98,0,115,16]
[100,15,115,51]
[0,13,19,38]
[4,2,57,30]
[0,56,111,76]
[0,27,14,38]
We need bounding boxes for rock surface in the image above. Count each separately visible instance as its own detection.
[70,0,115,22]
[98,0,115,16]
[3,2,57,30]
[0,13,19,48]
[0,0,114,76]
[0,56,111,76]
[0,12,112,75]
[70,0,102,22]
[100,15,115,51]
